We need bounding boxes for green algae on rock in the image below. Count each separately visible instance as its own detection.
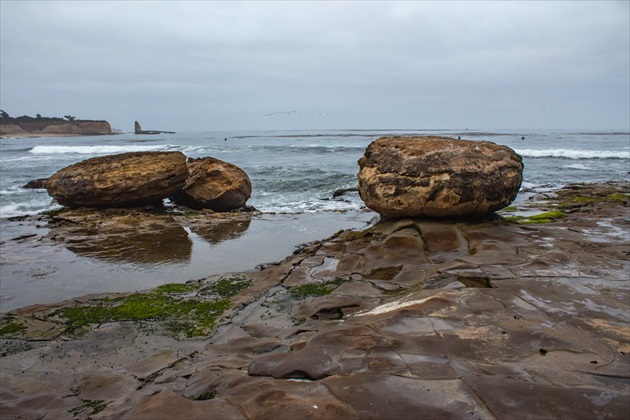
[0,320,27,336]
[503,210,566,224]
[48,275,253,338]
[290,278,345,299]
[68,399,107,417]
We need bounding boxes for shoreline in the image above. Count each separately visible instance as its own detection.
[1,181,628,418]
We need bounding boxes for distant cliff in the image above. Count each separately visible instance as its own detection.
[0,113,112,137]
[40,120,112,135]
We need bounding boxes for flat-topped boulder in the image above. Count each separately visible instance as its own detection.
[46,151,188,208]
[172,157,252,211]
[358,136,523,219]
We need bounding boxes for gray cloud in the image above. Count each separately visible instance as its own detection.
[1,1,628,131]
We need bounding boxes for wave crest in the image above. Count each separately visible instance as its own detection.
[515,149,629,159]
[29,145,168,154]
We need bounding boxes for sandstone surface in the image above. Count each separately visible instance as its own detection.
[0,123,27,137]
[0,182,628,419]
[358,136,523,218]
[46,151,189,208]
[172,157,252,211]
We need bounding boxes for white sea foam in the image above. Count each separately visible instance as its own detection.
[563,163,593,170]
[515,149,629,159]
[0,185,25,195]
[29,145,169,154]
[0,199,61,218]
[254,197,363,214]
[519,181,537,190]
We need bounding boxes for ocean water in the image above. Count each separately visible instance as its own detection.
[1,129,629,218]
[1,129,629,312]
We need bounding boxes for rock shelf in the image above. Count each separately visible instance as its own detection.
[1,182,628,419]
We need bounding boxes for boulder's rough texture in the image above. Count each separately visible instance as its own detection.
[1,182,629,419]
[46,151,188,208]
[22,178,48,189]
[172,157,252,211]
[358,136,523,218]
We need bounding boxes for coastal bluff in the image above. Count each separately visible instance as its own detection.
[0,116,112,137]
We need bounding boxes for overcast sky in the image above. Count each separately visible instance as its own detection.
[1,1,628,132]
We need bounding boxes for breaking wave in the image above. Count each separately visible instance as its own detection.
[515,149,629,160]
[29,145,170,154]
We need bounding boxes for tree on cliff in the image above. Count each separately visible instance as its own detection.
[64,115,76,121]
[0,110,9,120]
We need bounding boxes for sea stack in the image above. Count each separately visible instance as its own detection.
[134,121,175,135]
[357,136,523,219]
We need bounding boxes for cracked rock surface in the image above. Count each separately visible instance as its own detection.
[357,136,523,218]
[1,182,628,419]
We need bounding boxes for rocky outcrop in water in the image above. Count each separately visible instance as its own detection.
[22,178,48,189]
[46,151,189,208]
[134,121,175,135]
[172,157,252,211]
[358,136,523,219]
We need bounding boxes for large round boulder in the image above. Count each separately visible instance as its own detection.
[358,136,523,219]
[172,157,252,211]
[46,151,188,208]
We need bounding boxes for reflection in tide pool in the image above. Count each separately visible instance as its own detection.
[0,210,375,312]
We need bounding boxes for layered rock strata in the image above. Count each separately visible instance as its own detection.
[42,121,112,135]
[358,136,523,218]
[0,120,112,137]
[172,157,252,211]
[0,123,27,137]
[46,151,188,208]
[1,182,628,419]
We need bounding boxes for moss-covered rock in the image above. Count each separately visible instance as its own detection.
[48,276,253,338]
[289,278,345,299]
[0,320,27,336]
[503,210,566,224]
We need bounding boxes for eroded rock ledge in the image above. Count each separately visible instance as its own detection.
[0,182,628,419]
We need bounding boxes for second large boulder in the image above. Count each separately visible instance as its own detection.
[46,151,188,208]
[172,157,252,211]
[357,136,523,219]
